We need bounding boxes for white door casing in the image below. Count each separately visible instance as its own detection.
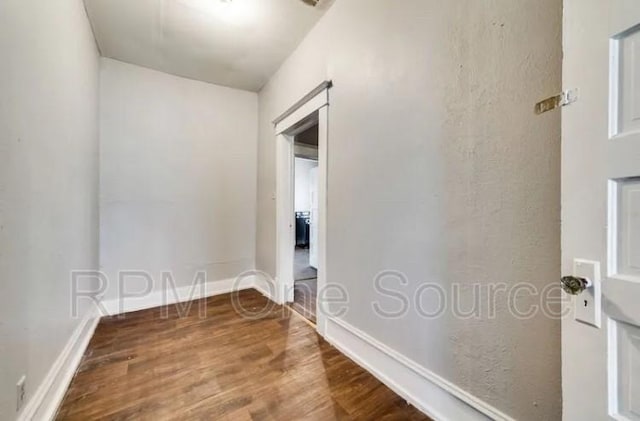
[274,82,329,336]
[275,130,295,304]
[563,1,640,419]
[309,166,319,269]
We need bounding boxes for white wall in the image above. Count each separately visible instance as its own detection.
[100,59,258,300]
[256,0,562,419]
[294,158,318,213]
[0,0,100,418]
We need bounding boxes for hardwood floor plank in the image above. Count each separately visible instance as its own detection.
[56,289,430,421]
[291,278,317,324]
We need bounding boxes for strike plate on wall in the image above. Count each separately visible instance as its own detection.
[535,89,578,115]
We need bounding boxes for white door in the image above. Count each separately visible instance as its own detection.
[309,166,318,269]
[563,0,640,419]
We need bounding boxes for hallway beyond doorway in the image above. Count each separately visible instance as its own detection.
[294,247,316,281]
[292,247,317,323]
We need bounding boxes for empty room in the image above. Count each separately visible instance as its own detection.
[1,0,639,420]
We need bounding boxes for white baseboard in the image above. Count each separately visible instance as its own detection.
[324,317,515,421]
[252,276,278,303]
[17,304,101,421]
[100,275,256,316]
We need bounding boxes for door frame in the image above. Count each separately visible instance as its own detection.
[274,81,330,336]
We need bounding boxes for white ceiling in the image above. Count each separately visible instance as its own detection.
[84,0,333,91]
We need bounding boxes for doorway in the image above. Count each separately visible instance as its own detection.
[274,81,330,335]
[291,124,319,323]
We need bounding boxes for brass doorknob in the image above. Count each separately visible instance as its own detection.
[560,276,592,295]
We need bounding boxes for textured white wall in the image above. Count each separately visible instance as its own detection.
[295,158,318,213]
[255,0,562,419]
[0,0,100,417]
[100,59,258,300]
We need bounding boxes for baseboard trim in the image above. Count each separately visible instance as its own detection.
[17,304,101,421]
[252,276,278,303]
[324,317,515,421]
[100,276,256,316]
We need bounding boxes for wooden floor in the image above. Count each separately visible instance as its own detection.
[56,289,429,420]
[291,278,317,324]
